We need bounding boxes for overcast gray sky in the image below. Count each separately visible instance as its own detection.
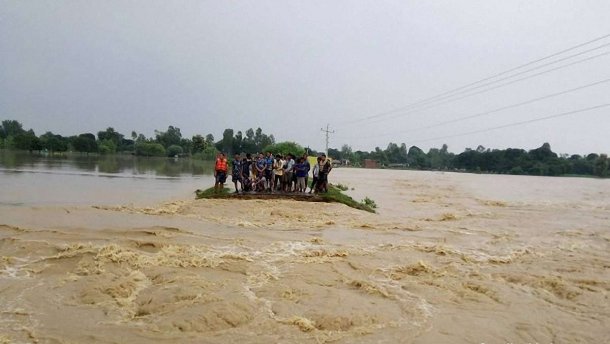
[1,0,609,154]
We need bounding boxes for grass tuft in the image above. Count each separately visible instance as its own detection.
[320,186,376,213]
[361,197,377,209]
[332,183,349,191]
[195,186,231,198]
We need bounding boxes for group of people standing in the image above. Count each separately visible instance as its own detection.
[214,152,333,194]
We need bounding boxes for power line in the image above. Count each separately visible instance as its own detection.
[337,76,610,140]
[399,34,610,108]
[339,33,610,125]
[344,50,610,129]
[404,78,610,133]
[376,42,610,119]
[350,48,610,127]
[403,104,610,145]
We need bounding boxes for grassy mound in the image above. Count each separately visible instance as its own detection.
[320,185,375,213]
[195,186,231,198]
[195,185,375,213]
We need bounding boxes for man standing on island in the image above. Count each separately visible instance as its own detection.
[214,152,228,193]
[318,153,332,193]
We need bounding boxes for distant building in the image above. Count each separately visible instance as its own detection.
[363,159,378,169]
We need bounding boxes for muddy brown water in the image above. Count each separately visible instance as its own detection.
[1,154,609,343]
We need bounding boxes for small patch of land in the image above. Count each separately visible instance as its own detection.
[195,185,376,213]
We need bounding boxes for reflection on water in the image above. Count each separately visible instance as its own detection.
[0,150,214,177]
[0,150,215,206]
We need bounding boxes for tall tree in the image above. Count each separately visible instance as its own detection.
[97,127,123,146]
[72,133,98,154]
[1,120,25,137]
[594,154,609,177]
[155,126,182,148]
[40,132,69,152]
[217,128,234,154]
[14,129,41,152]
[407,146,427,168]
[192,135,206,154]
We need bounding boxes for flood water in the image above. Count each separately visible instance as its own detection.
[0,150,215,206]
[1,150,609,343]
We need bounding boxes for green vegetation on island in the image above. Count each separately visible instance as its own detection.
[195,185,376,213]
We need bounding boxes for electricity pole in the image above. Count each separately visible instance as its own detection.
[320,123,335,156]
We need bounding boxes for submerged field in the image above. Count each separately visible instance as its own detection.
[0,168,609,343]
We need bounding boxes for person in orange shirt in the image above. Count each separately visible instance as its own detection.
[214,152,228,193]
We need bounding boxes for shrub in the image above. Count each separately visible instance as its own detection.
[334,183,349,191]
[361,197,377,209]
[193,146,219,160]
[262,141,305,157]
[135,142,166,157]
[167,144,184,157]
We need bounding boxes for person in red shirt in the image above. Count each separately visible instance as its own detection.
[214,152,228,193]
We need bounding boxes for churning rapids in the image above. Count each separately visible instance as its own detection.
[1,168,609,343]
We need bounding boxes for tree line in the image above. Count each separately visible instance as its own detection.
[1,119,607,177]
[332,142,608,177]
[0,119,281,159]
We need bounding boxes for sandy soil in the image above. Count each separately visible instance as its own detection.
[1,169,609,343]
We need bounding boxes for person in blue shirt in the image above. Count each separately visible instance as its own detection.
[294,157,308,193]
[264,152,275,192]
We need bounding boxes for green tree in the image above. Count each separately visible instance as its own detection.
[261,134,275,151]
[242,128,256,152]
[385,142,406,164]
[193,145,219,160]
[98,139,117,154]
[407,146,427,168]
[14,129,41,152]
[179,138,193,155]
[427,147,443,169]
[135,142,166,157]
[97,127,123,146]
[340,144,354,162]
[254,127,263,148]
[568,154,592,175]
[328,147,341,159]
[40,132,69,152]
[370,147,388,165]
[118,138,135,152]
[72,133,98,154]
[262,141,305,157]
[594,154,608,177]
[1,120,25,137]
[167,144,184,157]
[205,134,215,146]
[216,128,234,154]
[529,142,557,161]
[136,134,147,143]
[155,126,182,148]
[192,135,206,154]
[233,131,244,153]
